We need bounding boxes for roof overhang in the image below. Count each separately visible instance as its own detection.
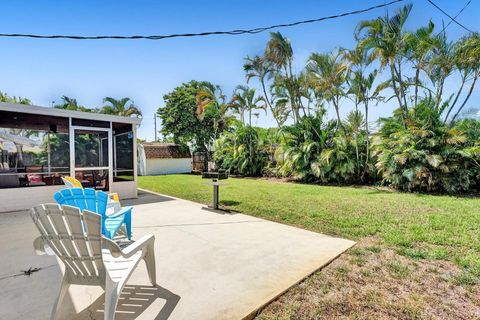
[0,102,142,125]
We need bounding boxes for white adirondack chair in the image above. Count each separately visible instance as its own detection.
[31,203,157,320]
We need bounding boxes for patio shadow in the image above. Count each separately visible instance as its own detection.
[77,285,180,320]
[122,190,176,206]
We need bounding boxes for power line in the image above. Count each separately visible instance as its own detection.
[439,0,473,34]
[427,0,473,33]
[0,0,403,41]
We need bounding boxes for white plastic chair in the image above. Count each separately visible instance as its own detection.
[31,203,157,320]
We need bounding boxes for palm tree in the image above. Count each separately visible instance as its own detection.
[54,96,92,112]
[229,85,265,126]
[195,82,230,135]
[102,97,142,117]
[404,21,436,107]
[244,55,285,127]
[446,34,480,123]
[356,4,412,126]
[0,91,31,105]
[429,32,455,111]
[306,50,348,130]
[265,32,303,122]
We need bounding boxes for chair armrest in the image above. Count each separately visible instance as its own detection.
[108,206,132,218]
[104,234,155,259]
[33,236,55,256]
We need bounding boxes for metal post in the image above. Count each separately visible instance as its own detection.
[69,117,75,178]
[154,113,157,142]
[213,179,219,209]
[47,133,51,175]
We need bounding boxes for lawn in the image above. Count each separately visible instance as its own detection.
[138,174,480,318]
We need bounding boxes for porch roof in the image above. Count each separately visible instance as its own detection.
[0,102,142,125]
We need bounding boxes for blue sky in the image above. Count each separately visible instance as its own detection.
[0,0,478,140]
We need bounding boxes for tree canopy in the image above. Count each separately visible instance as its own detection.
[158,80,227,152]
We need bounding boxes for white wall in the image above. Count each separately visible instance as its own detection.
[0,185,64,212]
[145,158,192,176]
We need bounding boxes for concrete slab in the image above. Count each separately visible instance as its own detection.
[0,190,355,320]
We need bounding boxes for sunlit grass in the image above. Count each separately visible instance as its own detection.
[138,174,480,273]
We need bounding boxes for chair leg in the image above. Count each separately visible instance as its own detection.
[144,243,157,286]
[125,211,132,240]
[104,278,120,320]
[51,274,70,320]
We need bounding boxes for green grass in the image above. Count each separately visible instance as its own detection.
[138,174,480,273]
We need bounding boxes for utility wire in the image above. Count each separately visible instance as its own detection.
[0,0,403,41]
[437,0,472,35]
[427,0,473,33]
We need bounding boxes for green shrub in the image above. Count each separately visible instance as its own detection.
[213,125,268,176]
[373,99,480,193]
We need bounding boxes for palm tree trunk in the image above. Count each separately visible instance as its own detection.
[394,62,409,111]
[333,96,345,132]
[414,67,420,107]
[451,73,478,122]
[363,100,370,180]
[444,76,466,124]
[260,80,281,128]
[390,63,407,127]
[435,77,445,110]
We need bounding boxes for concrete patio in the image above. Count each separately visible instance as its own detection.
[0,190,355,320]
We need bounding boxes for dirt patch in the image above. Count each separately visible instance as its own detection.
[256,238,480,320]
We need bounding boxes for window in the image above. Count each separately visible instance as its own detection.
[0,111,70,188]
[73,128,110,191]
[113,123,134,182]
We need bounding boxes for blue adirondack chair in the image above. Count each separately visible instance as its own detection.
[54,188,132,239]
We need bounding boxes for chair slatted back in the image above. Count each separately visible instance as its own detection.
[54,188,108,217]
[54,188,109,239]
[31,204,106,285]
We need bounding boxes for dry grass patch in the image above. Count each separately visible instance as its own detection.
[256,238,480,320]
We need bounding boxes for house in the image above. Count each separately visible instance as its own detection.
[0,102,141,212]
[138,142,191,176]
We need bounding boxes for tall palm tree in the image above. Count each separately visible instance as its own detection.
[265,32,303,122]
[244,55,284,127]
[102,97,142,117]
[229,85,265,126]
[404,21,436,107]
[356,4,412,126]
[429,32,455,111]
[306,50,348,130]
[446,33,480,123]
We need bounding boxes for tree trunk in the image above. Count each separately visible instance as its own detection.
[363,100,370,180]
[394,62,409,112]
[414,67,420,107]
[389,63,407,127]
[260,79,281,128]
[444,76,466,124]
[333,96,345,132]
[435,77,445,110]
[451,73,478,122]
